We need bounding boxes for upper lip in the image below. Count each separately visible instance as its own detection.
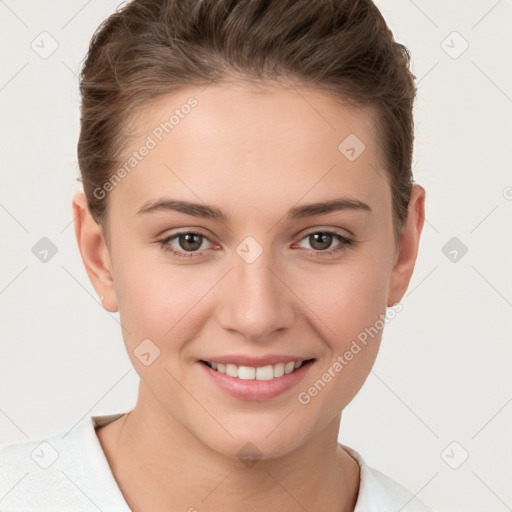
[199,355,315,366]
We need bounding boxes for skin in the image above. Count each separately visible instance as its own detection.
[73,80,425,512]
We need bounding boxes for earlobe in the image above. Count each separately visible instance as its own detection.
[387,184,426,307]
[72,192,118,312]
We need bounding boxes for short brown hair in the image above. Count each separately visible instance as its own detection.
[77,0,417,244]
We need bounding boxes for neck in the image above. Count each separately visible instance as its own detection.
[97,389,360,512]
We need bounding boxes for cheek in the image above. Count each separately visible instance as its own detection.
[112,247,220,371]
[299,252,389,341]
[115,260,199,337]
[113,235,391,350]
[293,253,389,401]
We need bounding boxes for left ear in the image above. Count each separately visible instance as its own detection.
[387,184,426,307]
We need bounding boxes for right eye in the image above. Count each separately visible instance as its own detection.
[158,231,214,259]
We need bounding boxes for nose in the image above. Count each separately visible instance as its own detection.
[216,248,296,343]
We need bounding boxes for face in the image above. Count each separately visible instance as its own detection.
[92,81,410,459]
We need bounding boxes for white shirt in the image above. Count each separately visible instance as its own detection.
[0,413,433,511]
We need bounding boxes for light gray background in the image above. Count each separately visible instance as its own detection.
[1,1,511,511]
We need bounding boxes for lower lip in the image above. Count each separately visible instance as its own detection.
[197,360,315,401]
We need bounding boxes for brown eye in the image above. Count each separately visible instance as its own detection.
[296,230,354,257]
[308,232,335,251]
[159,231,212,258]
[177,233,204,252]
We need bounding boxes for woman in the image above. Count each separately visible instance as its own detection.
[0,0,431,510]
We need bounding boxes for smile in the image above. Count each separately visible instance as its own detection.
[201,359,313,381]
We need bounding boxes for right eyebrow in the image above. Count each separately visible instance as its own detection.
[137,198,229,222]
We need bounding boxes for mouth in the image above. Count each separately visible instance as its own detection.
[199,358,315,381]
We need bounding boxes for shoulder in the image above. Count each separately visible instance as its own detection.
[0,414,131,511]
[341,444,434,512]
[0,428,79,509]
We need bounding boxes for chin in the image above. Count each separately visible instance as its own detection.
[189,416,313,463]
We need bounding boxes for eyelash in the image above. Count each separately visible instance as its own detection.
[158,230,354,259]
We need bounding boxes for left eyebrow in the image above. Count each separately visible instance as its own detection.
[136,197,372,222]
[287,197,372,219]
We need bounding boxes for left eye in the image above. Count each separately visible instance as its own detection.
[296,231,351,253]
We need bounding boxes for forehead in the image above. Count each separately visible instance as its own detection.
[111,81,389,215]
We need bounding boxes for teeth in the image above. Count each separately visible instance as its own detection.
[255,365,273,380]
[274,363,285,377]
[225,364,238,378]
[238,366,256,379]
[206,360,307,380]
[284,361,295,374]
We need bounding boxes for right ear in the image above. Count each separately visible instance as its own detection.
[72,192,118,312]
